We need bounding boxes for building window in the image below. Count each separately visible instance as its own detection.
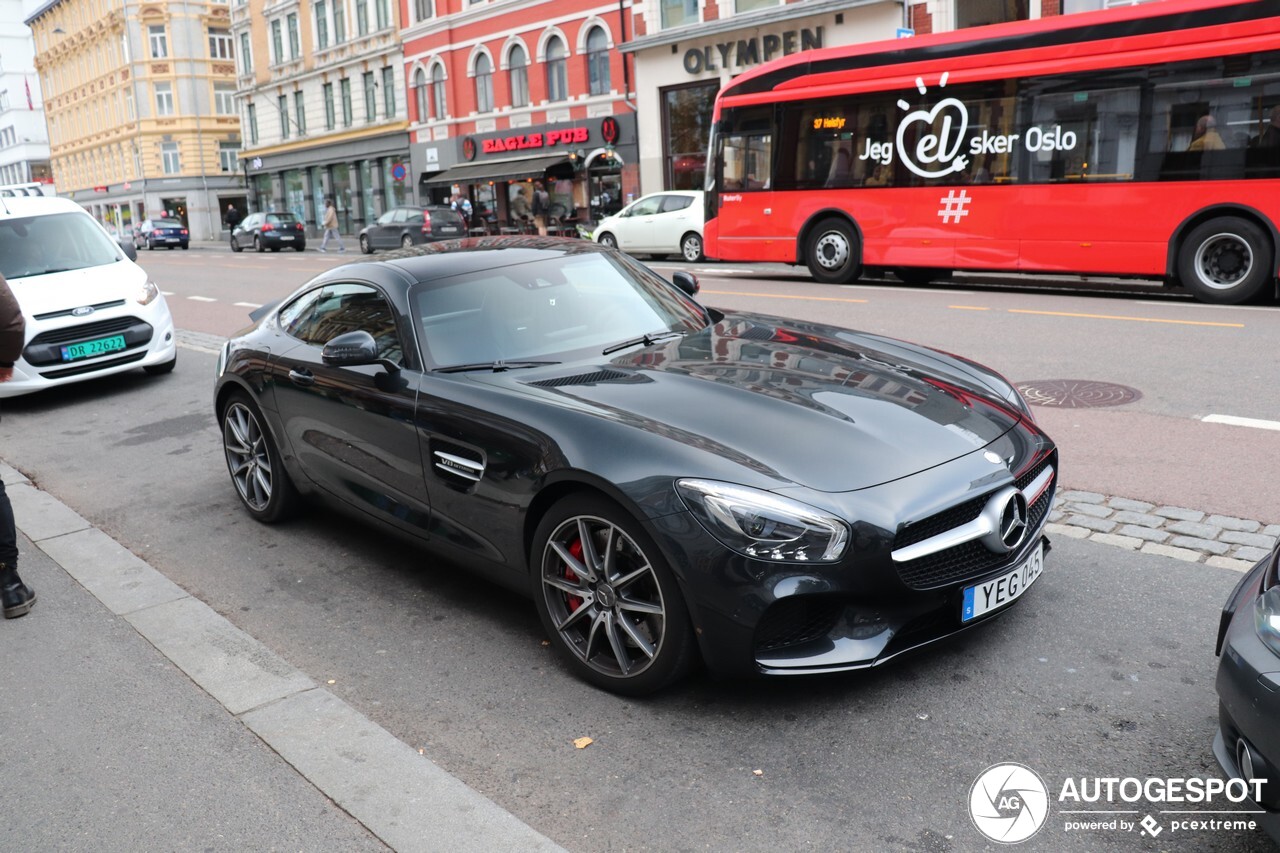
[219,141,239,172]
[278,94,290,138]
[375,0,389,29]
[239,32,252,75]
[333,0,346,44]
[294,90,307,134]
[586,27,610,96]
[660,0,698,29]
[355,0,368,36]
[546,36,567,103]
[363,70,377,122]
[271,19,284,64]
[323,82,335,129]
[246,102,258,144]
[382,66,395,116]
[161,142,181,174]
[315,1,329,49]
[414,0,431,23]
[154,82,174,116]
[340,77,353,126]
[413,68,428,121]
[287,13,300,58]
[149,25,168,59]
[125,88,135,120]
[430,64,447,118]
[209,28,233,60]
[958,0,1029,27]
[509,44,529,108]
[474,53,493,113]
[736,0,777,11]
[214,82,236,114]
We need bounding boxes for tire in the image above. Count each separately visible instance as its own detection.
[147,239,156,251]
[294,244,305,252]
[681,232,704,263]
[894,267,951,287]
[230,235,242,253]
[254,235,264,253]
[598,232,618,249]
[531,493,696,695]
[144,352,177,376]
[401,234,414,250]
[805,218,859,284]
[270,246,281,252]
[1177,216,1274,305]
[359,234,372,254]
[181,244,189,250]
[220,392,299,523]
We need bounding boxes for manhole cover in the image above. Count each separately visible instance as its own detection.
[1016,380,1142,409]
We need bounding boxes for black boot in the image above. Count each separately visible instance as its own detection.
[1,563,35,619]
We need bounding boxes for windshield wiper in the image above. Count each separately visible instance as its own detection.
[435,360,561,374]
[602,330,685,355]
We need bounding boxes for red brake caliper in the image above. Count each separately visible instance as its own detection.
[564,538,585,612]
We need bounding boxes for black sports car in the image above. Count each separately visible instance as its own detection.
[1214,544,1280,843]
[214,238,1057,694]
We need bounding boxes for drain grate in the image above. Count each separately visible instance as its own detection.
[1016,380,1142,409]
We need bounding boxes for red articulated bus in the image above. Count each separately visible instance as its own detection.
[702,0,1280,304]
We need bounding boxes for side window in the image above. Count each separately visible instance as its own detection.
[282,283,404,364]
[660,195,693,213]
[376,210,396,225]
[405,211,425,225]
[392,208,410,223]
[630,196,663,216]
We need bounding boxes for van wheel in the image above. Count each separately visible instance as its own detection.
[805,218,859,284]
[1178,217,1273,304]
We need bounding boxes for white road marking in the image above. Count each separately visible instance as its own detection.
[233,301,263,308]
[1203,414,1280,432]
[187,296,216,302]
[160,291,175,296]
[1133,300,1270,312]
[842,284,975,295]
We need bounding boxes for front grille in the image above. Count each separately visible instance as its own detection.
[896,494,987,550]
[23,316,154,367]
[755,597,843,652]
[27,316,143,346]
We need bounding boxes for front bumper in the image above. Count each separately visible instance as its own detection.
[1213,549,1280,844]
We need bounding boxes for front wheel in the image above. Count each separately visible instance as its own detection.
[805,218,859,284]
[1177,217,1274,304]
[681,232,704,263]
[220,393,298,523]
[532,494,696,695]
[598,232,618,250]
[359,234,372,254]
[230,235,242,253]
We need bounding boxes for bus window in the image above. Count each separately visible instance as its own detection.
[1024,75,1141,184]
[721,133,773,191]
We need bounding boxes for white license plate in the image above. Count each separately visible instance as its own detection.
[962,541,1044,622]
[279,235,294,241]
[164,237,178,242]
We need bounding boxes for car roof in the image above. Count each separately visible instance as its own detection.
[333,236,614,281]
[0,195,89,220]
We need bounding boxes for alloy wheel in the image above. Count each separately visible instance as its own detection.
[223,402,274,512]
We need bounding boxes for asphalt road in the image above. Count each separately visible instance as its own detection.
[0,249,1277,850]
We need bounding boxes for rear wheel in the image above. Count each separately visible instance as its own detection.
[294,244,305,252]
[359,234,372,254]
[1177,216,1273,304]
[401,234,414,250]
[681,232,705,263]
[220,393,298,523]
[254,235,264,253]
[532,494,696,695]
[805,218,859,284]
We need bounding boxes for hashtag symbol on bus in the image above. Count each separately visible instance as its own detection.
[937,189,972,224]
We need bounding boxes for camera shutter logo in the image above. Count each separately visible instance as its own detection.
[969,763,1050,844]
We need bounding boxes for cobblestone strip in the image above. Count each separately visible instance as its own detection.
[1049,490,1279,573]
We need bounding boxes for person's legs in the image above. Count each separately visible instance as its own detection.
[319,228,331,251]
[0,478,34,619]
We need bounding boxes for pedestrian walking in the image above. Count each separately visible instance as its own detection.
[223,202,242,232]
[0,272,35,619]
[532,181,550,236]
[319,198,346,253]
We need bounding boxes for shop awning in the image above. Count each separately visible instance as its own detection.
[420,153,572,186]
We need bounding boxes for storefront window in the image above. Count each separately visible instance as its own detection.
[359,160,376,223]
[284,169,306,224]
[310,166,326,227]
[383,159,410,207]
[253,173,272,211]
[663,82,717,190]
[331,163,353,231]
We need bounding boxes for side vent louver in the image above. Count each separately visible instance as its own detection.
[430,440,485,491]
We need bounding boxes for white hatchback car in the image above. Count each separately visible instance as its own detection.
[593,190,705,262]
[0,196,177,398]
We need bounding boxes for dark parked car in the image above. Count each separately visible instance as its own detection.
[214,237,1056,694]
[1214,544,1280,844]
[358,205,467,253]
[134,216,189,250]
[231,211,307,252]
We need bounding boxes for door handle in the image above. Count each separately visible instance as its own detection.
[288,368,315,387]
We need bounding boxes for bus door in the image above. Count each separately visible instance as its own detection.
[714,120,789,261]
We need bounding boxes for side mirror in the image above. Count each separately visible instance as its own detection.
[118,239,138,261]
[321,330,400,374]
[671,270,700,297]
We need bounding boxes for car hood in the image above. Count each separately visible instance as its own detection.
[5,261,146,316]
[505,312,1027,493]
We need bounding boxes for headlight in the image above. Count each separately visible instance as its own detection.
[675,479,849,563]
[1256,583,1280,657]
[136,279,160,306]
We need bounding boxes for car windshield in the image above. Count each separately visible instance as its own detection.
[0,212,124,279]
[412,252,707,368]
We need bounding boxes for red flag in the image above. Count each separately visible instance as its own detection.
[25,77,33,110]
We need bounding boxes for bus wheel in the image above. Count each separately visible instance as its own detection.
[806,219,859,284]
[895,268,951,287]
[1178,217,1273,304]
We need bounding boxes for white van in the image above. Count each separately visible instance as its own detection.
[0,195,177,398]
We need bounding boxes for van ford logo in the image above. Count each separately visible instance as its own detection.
[71,306,95,317]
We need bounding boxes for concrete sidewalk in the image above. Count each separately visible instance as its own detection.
[0,461,564,853]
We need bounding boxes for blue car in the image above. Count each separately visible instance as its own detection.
[134,216,189,250]
[1214,544,1280,844]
